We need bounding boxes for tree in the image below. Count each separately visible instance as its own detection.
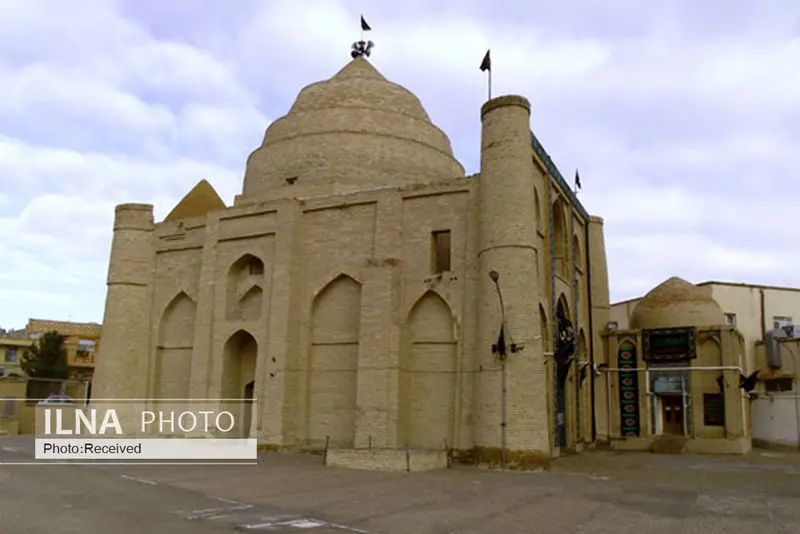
[21,331,69,399]
[21,331,69,379]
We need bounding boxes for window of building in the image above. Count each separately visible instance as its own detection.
[29,332,41,341]
[77,339,96,353]
[703,393,725,426]
[724,313,736,326]
[431,230,451,273]
[4,347,18,362]
[765,378,794,393]
[0,367,4,377]
[2,397,17,417]
[774,316,793,330]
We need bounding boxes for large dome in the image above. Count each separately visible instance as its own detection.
[242,57,464,198]
[629,277,725,330]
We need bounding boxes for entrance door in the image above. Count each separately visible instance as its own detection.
[661,395,684,435]
[243,381,255,439]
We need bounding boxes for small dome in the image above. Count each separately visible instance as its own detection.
[629,277,724,330]
[242,57,464,198]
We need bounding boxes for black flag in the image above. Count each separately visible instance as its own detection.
[479,49,491,72]
[494,323,507,359]
[360,15,371,31]
[574,170,582,190]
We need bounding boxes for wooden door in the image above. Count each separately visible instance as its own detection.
[661,395,684,435]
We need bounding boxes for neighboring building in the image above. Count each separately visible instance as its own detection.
[92,52,612,469]
[751,336,800,449]
[25,318,102,382]
[0,336,32,379]
[600,277,753,454]
[612,281,800,379]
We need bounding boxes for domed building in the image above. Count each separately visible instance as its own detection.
[600,277,752,454]
[90,53,612,470]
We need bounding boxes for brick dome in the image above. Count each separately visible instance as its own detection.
[629,277,725,330]
[242,57,464,198]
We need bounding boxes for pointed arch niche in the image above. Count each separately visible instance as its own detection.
[155,292,197,399]
[399,291,457,450]
[222,330,258,438]
[226,254,265,322]
[552,200,569,278]
[307,275,361,449]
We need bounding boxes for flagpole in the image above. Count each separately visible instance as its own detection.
[488,68,492,100]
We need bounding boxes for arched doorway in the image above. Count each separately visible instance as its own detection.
[554,296,575,449]
[222,330,257,438]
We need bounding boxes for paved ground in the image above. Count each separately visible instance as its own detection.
[2,435,800,533]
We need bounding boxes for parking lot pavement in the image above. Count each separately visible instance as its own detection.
[3,435,800,533]
[0,439,380,533]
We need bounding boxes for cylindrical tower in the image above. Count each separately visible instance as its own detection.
[91,204,155,404]
[587,215,611,440]
[474,96,549,456]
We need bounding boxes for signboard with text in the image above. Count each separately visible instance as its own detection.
[642,327,696,363]
[28,399,258,465]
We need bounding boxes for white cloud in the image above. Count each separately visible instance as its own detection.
[0,0,798,328]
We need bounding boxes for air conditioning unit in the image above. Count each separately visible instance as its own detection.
[765,328,789,369]
[782,324,800,338]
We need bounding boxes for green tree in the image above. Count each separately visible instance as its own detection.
[21,331,69,380]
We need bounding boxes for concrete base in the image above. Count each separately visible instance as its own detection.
[326,448,448,472]
[653,435,688,454]
[610,435,752,455]
[753,438,800,451]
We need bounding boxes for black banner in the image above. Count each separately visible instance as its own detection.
[618,344,640,437]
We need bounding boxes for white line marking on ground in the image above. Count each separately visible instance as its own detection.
[184,503,254,520]
[207,495,251,506]
[120,474,158,485]
[241,518,324,529]
[325,522,380,533]
[240,518,379,532]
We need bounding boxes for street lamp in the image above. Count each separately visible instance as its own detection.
[489,269,508,469]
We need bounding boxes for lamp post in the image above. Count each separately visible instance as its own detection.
[489,269,508,469]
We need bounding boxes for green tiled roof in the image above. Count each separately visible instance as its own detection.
[530,131,589,220]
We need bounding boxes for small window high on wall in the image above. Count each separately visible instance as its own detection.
[432,230,451,274]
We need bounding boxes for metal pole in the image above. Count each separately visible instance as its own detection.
[645,369,651,434]
[681,374,689,437]
[488,68,492,100]
[501,359,507,469]
[606,370,612,440]
[600,365,743,373]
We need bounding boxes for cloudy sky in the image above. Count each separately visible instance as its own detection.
[1,0,799,328]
